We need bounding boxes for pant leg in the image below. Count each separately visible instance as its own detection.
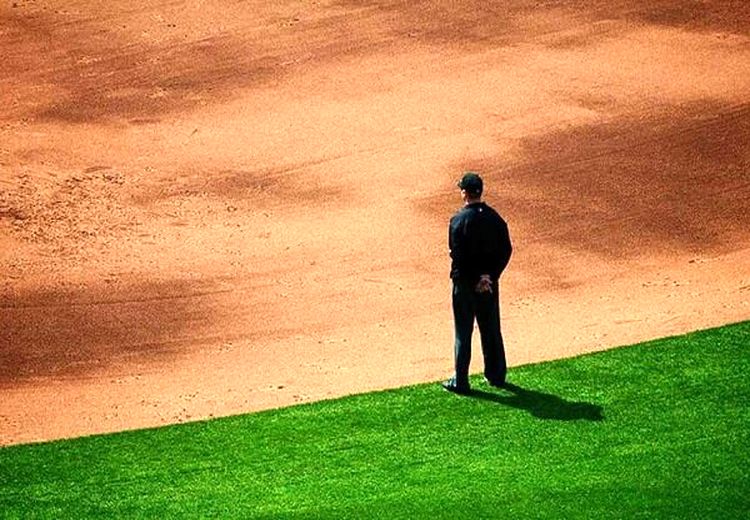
[452,280,475,387]
[475,280,507,384]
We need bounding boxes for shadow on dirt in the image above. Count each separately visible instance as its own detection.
[621,0,750,35]
[7,1,746,124]
[338,0,750,48]
[0,278,238,386]
[508,101,750,257]
[469,382,604,421]
[2,7,391,123]
[334,0,521,47]
[132,162,345,208]
[426,100,750,261]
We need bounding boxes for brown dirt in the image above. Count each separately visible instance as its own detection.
[1,0,749,446]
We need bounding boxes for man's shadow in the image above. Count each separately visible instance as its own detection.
[468,382,604,421]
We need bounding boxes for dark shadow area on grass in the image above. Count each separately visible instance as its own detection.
[468,382,604,421]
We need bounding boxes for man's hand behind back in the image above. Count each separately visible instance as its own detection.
[475,275,493,294]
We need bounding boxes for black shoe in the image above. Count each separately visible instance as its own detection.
[484,377,507,389]
[442,378,470,395]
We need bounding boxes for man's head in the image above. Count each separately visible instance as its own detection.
[458,172,483,202]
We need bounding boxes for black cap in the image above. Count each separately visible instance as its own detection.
[457,172,483,194]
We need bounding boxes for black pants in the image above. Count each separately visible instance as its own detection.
[452,278,507,387]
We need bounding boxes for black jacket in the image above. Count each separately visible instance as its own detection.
[449,202,512,283]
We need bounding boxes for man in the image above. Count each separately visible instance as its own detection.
[443,172,512,395]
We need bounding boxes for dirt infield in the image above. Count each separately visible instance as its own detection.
[1,0,749,445]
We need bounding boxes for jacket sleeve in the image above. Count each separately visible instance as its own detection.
[496,220,512,276]
[477,213,512,279]
[449,215,463,264]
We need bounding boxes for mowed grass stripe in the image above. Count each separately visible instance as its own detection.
[1,322,748,518]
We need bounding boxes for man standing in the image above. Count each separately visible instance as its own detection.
[443,172,513,394]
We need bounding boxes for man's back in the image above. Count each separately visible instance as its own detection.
[449,202,512,283]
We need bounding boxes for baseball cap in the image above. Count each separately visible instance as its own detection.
[457,172,483,193]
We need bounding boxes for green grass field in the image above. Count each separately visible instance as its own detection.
[1,322,749,519]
